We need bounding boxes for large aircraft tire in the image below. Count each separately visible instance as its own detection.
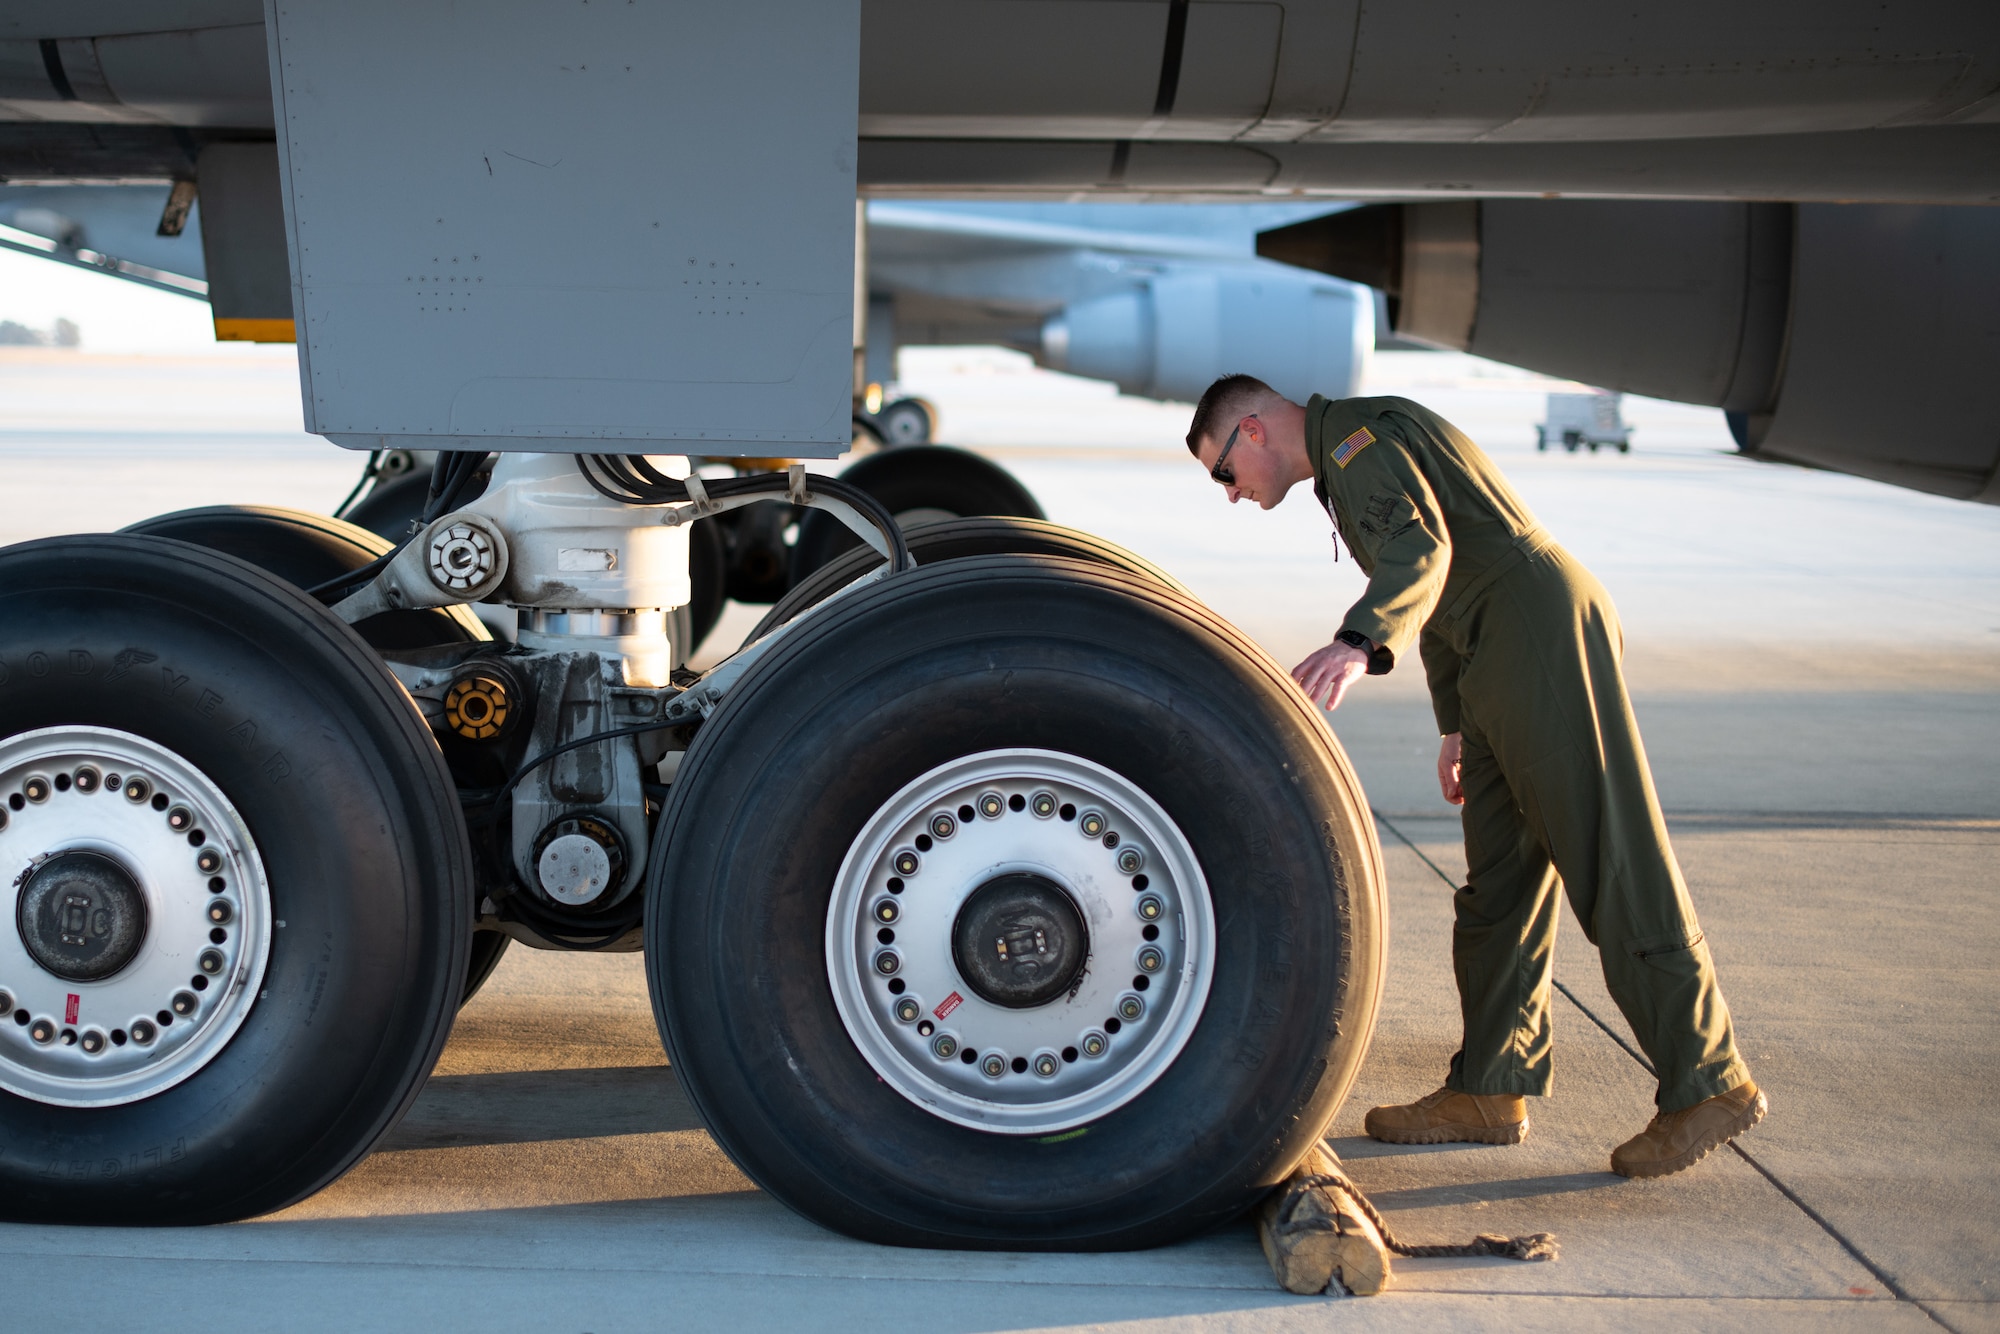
[0,536,473,1224]
[122,506,508,1005]
[648,555,1385,1249]
[788,445,1044,586]
[748,516,1187,643]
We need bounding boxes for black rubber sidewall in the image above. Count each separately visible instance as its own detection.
[648,556,1383,1249]
[0,536,472,1224]
[749,516,1189,644]
[788,446,1045,584]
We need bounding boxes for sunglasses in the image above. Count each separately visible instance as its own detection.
[1210,415,1254,485]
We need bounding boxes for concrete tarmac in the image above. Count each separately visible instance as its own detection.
[1,346,1995,1332]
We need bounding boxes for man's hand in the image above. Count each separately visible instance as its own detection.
[1438,732,1464,805]
[1292,640,1371,711]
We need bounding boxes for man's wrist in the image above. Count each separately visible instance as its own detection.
[1337,628,1395,676]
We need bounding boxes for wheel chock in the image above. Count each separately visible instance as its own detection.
[1257,1145,1391,1296]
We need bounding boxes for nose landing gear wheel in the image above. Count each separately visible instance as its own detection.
[647,555,1385,1249]
[0,536,473,1224]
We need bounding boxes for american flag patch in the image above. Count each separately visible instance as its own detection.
[1332,426,1375,468]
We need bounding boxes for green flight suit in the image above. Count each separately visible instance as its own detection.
[1307,394,1750,1112]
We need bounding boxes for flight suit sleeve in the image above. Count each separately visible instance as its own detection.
[1326,430,1451,670]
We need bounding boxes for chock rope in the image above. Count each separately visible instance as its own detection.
[1274,1171,1560,1263]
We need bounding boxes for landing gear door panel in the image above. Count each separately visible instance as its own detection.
[262,0,860,457]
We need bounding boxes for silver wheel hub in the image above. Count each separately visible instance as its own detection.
[0,727,273,1107]
[827,748,1214,1134]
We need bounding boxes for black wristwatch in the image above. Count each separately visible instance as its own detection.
[1336,629,1394,676]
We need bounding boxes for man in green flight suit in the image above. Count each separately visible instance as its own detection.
[1185,374,1765,1178]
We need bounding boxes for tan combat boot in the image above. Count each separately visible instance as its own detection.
[1364,1086,1529,1145]
[1611,1080,1767,1179]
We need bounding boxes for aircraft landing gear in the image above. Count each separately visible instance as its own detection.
[3,452,1386,1246]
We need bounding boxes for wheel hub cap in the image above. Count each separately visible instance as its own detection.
[16,850,149,982]
[827,748,1215,1134]
[951,873,1086,1008]
[0,726,272,1107]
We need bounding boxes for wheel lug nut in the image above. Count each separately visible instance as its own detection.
[932,1034,958,1059]
[977,792,1004,819]
[1033,1052,1059,1077]
[928,812,956,839]
[892,849,920,876]
[198,949,226,976]
[1136,894,1165,921]
[872,950,900,976]
[981,1054,1006,1077]
[0,990,11,1014]
[130,1019,158,1045]
[894,998,921,1023]
[166,805,193,831]
[1117,848,1145,874]
[1079,811,1106,838]
[23,775,50,803]
[29,1018,55,1044]
[207,899,234,925]
[1030,792,1057,818]
[1137,946,1164,973]
[1081,1031,1108,1058]
[123,776,151,803]
[171,991,198,1016]
[197,848,223,874]
[72,766,100,793]
[874,899,899,924]
[80,1029,106,1055]
[1118,994,1145,1021]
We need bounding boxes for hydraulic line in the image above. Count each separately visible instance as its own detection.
[573,454,914,574]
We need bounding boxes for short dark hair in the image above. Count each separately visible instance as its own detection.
[1186,374,1277,456]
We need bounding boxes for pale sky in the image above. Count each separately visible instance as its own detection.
[0,247,228,354]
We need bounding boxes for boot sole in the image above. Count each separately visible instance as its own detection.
[1612,1089,1768,1179]
[1366,1118,1529,1146]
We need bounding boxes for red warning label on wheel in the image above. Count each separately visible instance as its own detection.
[65,993,79,1024]
[933,991,963,1020]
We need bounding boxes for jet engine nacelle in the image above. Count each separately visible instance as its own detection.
[1039,270,1372,407]
[1261,201,2000,502]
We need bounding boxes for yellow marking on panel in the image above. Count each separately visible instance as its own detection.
[213,318,296,343]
